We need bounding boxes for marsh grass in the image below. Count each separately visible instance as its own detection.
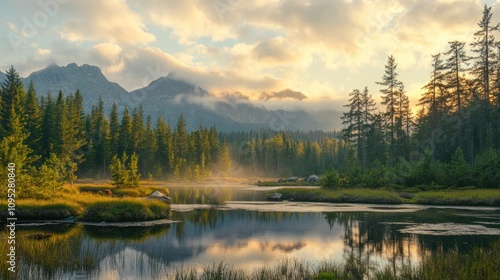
[278,188,403,204]
[412,189,500,206]
[0,181,172,222]
[79,199,169,222]
[0,225,97,280]
[276,188,500,206]
[1,229,498,280]
[171,241,500,280]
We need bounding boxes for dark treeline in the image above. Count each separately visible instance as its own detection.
[341,5,500,189]
[223,130,349,177]
[0,68,231,197]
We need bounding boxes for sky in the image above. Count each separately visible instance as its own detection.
[1,0,499,110]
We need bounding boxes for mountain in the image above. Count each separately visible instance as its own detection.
[131,75,340,131]
[22,63,130,112]
[130,75,279,131]
[18,63,342,131]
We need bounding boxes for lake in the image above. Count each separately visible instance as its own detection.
[5,186,500,279]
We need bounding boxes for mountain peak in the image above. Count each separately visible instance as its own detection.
[136,74,209,98]
[23,63,129,112]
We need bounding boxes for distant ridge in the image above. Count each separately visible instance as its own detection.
[15,63,342,131]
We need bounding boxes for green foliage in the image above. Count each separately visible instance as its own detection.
[109,152,141,188]
[321,168,340,189]
[473,148,500,188]
[30,153,64,198]
[447,147,472,187]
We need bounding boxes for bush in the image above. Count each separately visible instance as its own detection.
[321,168,340,189]
[109,152,141,188]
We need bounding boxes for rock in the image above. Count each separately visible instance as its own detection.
[148,191,171,203]
[267,193,283,201]
[287,176,298,182]
[305,175,321,183]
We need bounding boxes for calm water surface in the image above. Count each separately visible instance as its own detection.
[4,186,500,279]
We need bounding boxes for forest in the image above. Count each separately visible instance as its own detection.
[1,5,500,199]
[0,70,231,198]
[227,5,500,190]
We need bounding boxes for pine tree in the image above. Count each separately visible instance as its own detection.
[139,115,157,176]
[118,106,132,156]
[360,87,376,171]
[470,4,499,107]
[155,115,172,177]
[377,55,403,166]
[342,89,362,148]
[109,152,141,188]
[109,103,120,157]
[131,106,144,153]
[0,67,34,196]
[444,41,469,112]
[40,92,56,159]
[85,97,109,177]
[1,66,27,138]
[24,81,42,159]
[57,90,86,185]
[341,87,376,171]
[174,114,189,177]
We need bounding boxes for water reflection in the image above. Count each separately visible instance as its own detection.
[2,207,500,279]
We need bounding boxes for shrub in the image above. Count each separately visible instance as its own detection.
[321,168,340,189]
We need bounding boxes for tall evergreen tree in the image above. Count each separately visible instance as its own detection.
[85,97,109,177]
[444,41,469,112]
[24,81,42,159]
[155,115,172,177]
[377,55,403,166]
[470,4,499,107]
[1,66,27,138]
[131,106,144,153]
[118,106,132,156]
[109,102,120,157]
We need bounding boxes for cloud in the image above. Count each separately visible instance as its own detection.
[91,43,124,73]
[106,46,284,93]
[59,0,155,44]
[137,0,238,43]
[2,0,495,106]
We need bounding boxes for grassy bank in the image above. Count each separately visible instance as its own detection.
[411,189,500,206]
[172,241,500,279]
[274,188,500,206]
[276,188,403,204]
[79,199,169,222]
[0,181,171,222]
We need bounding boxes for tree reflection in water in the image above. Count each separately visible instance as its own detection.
[3,207,499,279]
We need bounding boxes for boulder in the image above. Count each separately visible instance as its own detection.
[148,191,171,203]
[305,175,321,183]
[267,193,283,201]
[287,176,298,182]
